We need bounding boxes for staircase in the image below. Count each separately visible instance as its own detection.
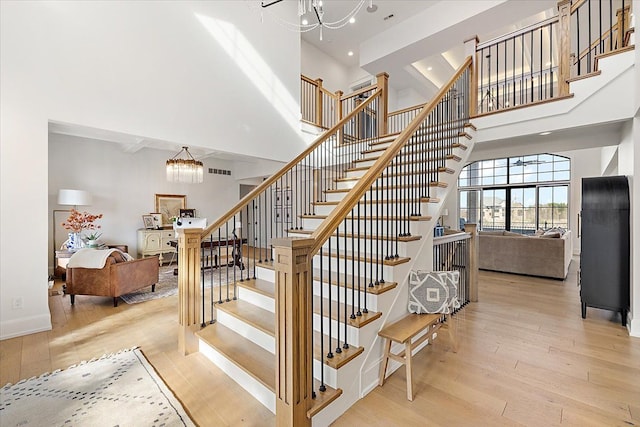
[172,58,476,426]
[171,2,637,424]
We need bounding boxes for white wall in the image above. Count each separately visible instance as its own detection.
[618,118,639,337]
[48,134,241,267]
[1,0,301,339]
[301,39,351,93]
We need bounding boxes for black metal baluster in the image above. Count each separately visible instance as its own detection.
[357,201,362,317]
[335,226,342,355]
[319,247,326,391]
[343,219,349,350]
[218,229,223,304]
[327,237,333,359]
[252,200,257,279]
[350,211,356,320]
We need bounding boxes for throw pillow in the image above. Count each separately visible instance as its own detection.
[408,270,460,314]
[541,231,561,238]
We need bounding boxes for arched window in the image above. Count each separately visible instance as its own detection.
[458,154,570,234]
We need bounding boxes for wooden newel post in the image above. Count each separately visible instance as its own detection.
[335,90,344,123]
[617,5,631,48]
[272,238,314,427]
[315,78,324,128]
[464,35,479,117]
[178,228,202,355]
[557,0,571,96]
[466,223,479,302]
[376,72,389,136]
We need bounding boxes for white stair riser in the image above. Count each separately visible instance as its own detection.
[313,313,361,347]
[360,142,464,161]
[255,266,275,282]
[314,237,409,258]
[345,167,449,180]
[354,155,453,169]
[313,202,435,217]
[311,255,397,280]
[313,280,382,312]
[199,340,276,414]
[302,217,422,235]
[237,286,275,312]
[217,309,275,353]
[335,177,444,190]
[323,187,443,202]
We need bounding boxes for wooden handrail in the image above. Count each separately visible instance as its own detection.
[308,56,473,255]
[200,88,383,239]
[570,0,588,14]
[573,23,618,64]
[477,15,559,50]
[388,103,425,118]
[341,83,378,101]
[301,74,318,85]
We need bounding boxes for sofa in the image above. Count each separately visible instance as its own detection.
[66,249,159,306]
[478,230,572,279]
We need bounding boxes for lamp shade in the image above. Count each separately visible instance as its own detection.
[442,208,449,217]
[58,189,92,206]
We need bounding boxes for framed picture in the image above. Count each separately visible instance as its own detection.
[180,208,196,218]
[142,214,155,229]
[150,213,162,229]
[155,194,186,226]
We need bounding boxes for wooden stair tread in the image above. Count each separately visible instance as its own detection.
[313,197,439,205]
[353,153,461,165]
[302,213,432,222]
[313,331,364,369]
[308,383,342,418]
[217,299,275,336]
[312,295,382,328]
[197,322,275,391]
[288,229,422,242]
[364,139,469,154]
[324,182,447,193]
[236,278,275,298]
[315,250,411,266]
[337,169,452,181]
[312,271,398,295]
[378,313,443,344]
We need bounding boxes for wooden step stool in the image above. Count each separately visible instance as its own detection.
[378,312,457,401]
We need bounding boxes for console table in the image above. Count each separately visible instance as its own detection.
[137,228,176,265]
[169,237,247,275]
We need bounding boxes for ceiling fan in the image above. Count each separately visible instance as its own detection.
[511,158,545,167]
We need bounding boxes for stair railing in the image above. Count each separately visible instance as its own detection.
[566,0,632,77]
[433,226,479,311]
[300,75,342,129]
[268,56,473,426]
[475,0,633,114]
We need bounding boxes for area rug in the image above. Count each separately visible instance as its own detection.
[120,266,178,304]
[120,265,244,304]
[0,347,195,426]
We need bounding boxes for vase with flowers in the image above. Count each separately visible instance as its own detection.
[61,209,103,250]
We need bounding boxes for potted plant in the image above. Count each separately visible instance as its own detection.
[84,232,102,247]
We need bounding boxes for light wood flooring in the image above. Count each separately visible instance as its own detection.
[1,258,639,426]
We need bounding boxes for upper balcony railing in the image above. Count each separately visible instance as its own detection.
[474,0,633,115]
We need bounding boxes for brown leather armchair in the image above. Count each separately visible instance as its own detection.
[66,254,159,307]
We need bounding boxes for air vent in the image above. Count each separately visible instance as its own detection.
[208,168,232,176]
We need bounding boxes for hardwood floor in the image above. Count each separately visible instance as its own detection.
[1,258,638,426]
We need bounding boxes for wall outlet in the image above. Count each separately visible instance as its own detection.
[12,296,23,309]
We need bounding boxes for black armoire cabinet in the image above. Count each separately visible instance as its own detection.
[580,176,630,326]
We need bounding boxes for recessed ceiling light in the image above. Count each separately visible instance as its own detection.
[349,17,356,24]
[302,19,308,25]
[348,51,354,56]
[539,131,552,136]
[426,66,433,71]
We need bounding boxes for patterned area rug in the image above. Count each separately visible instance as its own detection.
[0,348,195,426]
[120,266,178,304]
[120,265,244,304]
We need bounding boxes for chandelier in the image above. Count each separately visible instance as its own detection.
[166,146,204,184]
[260,0,370,40]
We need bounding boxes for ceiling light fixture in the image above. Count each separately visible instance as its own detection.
[260,0,370,40]
[349,17,356,24]
[539,131,552,136]
[426,66,433,71]
[166,146,204,184]
[348,51,354,56]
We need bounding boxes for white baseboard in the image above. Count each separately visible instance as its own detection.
[628,312,640,337]
[0,314,52,340]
